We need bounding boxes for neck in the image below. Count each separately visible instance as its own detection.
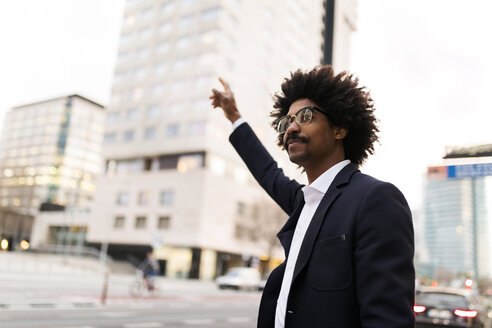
[304,152,346,184]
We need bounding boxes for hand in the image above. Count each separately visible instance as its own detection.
[210,77,241,123]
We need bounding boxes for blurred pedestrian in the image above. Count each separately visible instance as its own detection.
[210,65,415,328]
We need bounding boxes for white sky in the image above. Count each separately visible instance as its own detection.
[0,0,491,211]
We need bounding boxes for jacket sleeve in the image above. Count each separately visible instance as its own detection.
[354,181,415,328]
[229,123,302,215]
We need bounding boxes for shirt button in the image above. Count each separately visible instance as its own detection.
[287,310,294,314]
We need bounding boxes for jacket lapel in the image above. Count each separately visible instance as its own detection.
[277,195,305,258]
[292,163,359,282]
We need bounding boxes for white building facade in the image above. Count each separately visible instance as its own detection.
[87,0,356,279]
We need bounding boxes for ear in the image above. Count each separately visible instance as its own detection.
[334,127,348,140]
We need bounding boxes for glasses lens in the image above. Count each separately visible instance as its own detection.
[277,117,289,133]
[297,107,313,124]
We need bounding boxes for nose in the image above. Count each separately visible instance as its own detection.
[283,117,300,143]
[285,116,300,134]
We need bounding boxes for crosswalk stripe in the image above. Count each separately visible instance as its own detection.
[183,318,214,325]
[227,317,251,323]
[124,323,162,328]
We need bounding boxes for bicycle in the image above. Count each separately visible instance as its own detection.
[129,269,161,297]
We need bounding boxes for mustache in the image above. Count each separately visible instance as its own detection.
[284,134,308,149]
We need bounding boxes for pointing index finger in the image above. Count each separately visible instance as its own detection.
[218,77,231,94]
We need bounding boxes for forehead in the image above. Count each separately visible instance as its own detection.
[288,98,318,115]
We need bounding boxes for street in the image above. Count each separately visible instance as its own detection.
[0,299,259,328]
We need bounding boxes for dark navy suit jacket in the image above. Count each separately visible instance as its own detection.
[230,123,415,328]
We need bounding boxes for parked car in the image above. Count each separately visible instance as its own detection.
[215,267,260,291]
[258,278,267,291]
[414,287,491,328]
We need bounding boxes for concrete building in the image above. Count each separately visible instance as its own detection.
[421,145,492,280]
[0,95,105,250]
[87,0,356,279]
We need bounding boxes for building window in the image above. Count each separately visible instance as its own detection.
[114,216,125,229]
[237,202,245,215]
[139,28,151,40]
[150,84,164,98]
[159,154,179,170]
[137,191,150,205]
[116,159,143,174]
[154,63,168,75]
[157,41,170,54]
[103,133,116,144]
[174,57,190,70]
[135,67,146,80]
[139,8,153,21]
[157,216,171,229]
[135,216,147,229]
[171,79,185,92]
[144,127,156,140]
[159,22,172,35]
[169,103,183,114]
[116,192,130,205]
[159,191,174,205]
[161,2,176,16]
[199,30,219,44]
[197,52,217,66]
[137,47,149,59]
[132,87,143,101]
[188,121,206,136]
[176,36,192,49]
[166,124,179,137]
[123,130,135,142]
[179,15,194,28]
[201,7,221,22]
[177,153,204,172]
[106,112,120,125]
[147,105,161,118]
[182,0,195,8]
[127,108,138,121]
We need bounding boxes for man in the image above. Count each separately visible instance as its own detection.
[210,65,415,328]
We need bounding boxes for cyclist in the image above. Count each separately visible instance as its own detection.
[139,252,160,290]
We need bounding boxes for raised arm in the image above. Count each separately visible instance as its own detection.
[210,78,303,215]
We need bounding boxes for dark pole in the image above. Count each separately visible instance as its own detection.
[322,0,335,65]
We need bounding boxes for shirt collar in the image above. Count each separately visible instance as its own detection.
[302,160,351,204]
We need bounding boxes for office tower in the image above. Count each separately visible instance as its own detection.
[0,95,105,250]
[422,145,492,280]
[87,0,356,279]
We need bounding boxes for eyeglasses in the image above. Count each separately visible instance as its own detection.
[276,106,328,134]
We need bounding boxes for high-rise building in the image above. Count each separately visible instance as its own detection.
[421,144,492,280]
[87,0,356,279]
[0,95,105,250]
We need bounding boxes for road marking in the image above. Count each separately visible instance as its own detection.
[101,311,135,318]
[129,303,155,309]
[124,323,162,328]
[227,317,251,323]
[203,302,221,308]
[168,303,191,308]
[183,318,214,325]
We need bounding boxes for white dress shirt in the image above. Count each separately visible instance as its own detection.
[274,159,350,328]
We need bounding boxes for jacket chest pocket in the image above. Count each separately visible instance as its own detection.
[308,234,352,291]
